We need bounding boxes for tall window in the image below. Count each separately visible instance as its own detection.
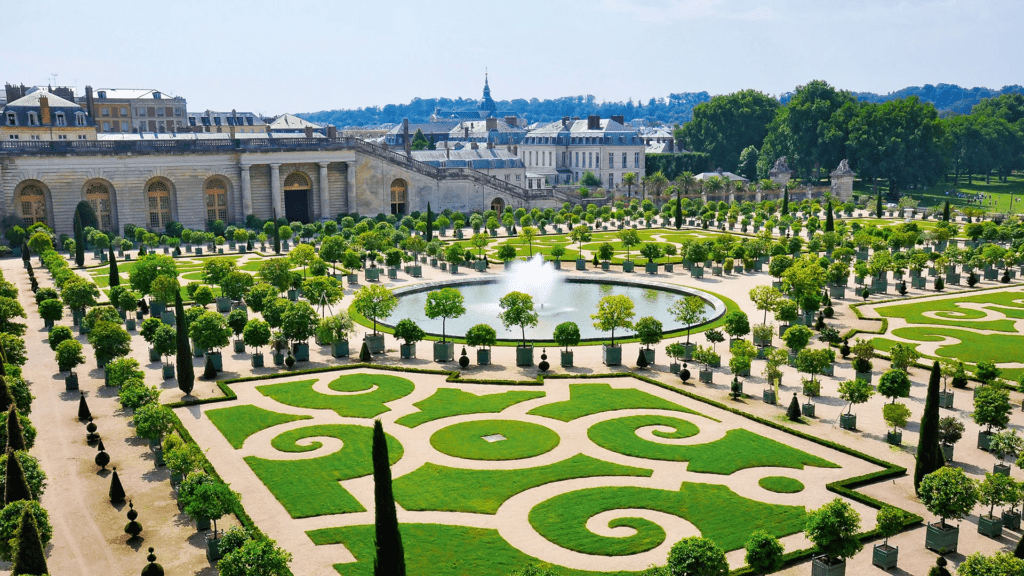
[609,173,614,188]
[205,179,228,222]
[609,153,615,169]
[86,183,113,230]
[55,113,66,126]
[18,185,47,225]
[622,153,627,168]
[635,152,640,168]
[147,181,172,230]
[490,197,505,217]
[390,179,407,215]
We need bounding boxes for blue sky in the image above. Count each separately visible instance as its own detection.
[3,0,1020,115]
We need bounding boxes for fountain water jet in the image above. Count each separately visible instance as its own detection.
[494,254,565,314]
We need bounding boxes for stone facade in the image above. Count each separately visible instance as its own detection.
[829,159,855,202]
[518,115,646,188]
[0,138,557,237]
[768,156,792,187]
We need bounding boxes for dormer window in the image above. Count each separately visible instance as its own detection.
[27,112,39,126]
[5,113,15,126]
[55,112,66,126]
[153,92,162,99]
[75,112,86,126]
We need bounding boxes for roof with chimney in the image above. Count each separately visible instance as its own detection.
[268,113,323,130]
[411,147,524,170]
[187,110,266,128]
[527,116,636,136]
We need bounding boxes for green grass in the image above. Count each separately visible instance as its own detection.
[759,476,805,493]
[306,524,638,576]
[588,423,838,474]
[256,374,415,418]
[854,174,1024,213]
[891,326,1024,364]
[528,482,808,555]
[394,454,652,514]
[875,289,1024,332]
[429,420,560,461]
[527,383,709,422]
[205,404,312,449]
[244,424,402,518]
[395,388,545,428]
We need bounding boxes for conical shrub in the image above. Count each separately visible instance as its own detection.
[10,506,47,576]
[360,342,372,362]
[78,393,91,420]
[786,393,801,421]
[4,449,31,505]
[5,408,25,452]
[109,467,126,502]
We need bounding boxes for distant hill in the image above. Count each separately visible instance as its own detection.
[301,84,1024,128]
[782,83,1024,116]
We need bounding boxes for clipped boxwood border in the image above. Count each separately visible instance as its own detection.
[174,363,920,575]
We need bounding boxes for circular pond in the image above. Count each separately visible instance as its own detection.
[383,274,726,342]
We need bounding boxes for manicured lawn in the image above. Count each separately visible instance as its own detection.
[395,388,545,428]
[891,326,1024,364]
[307,524,637,576]
[245,424,402,518]
[429,419,560,461]
[588,423,837,474]
[528,482,807,555]
[394,454,651,514]
[256,374,415,418]
[528,383,708,422]
[759,476,805,493]
[854,174,1024,213]
[206,404,311,449]
[876,289,1024,332]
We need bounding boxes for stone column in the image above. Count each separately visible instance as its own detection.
[240,164,253,220]
[346,162,356,215]
[318,161,330,221]
[270,163,282,220]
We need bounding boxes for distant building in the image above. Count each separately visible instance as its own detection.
[694,170,748,184]
[430,73,523,123]
[82,87,187,133]
[1,87,95,142]
[267,113,328,136]
[448,117,526,145]
[187,110,267,134]
[384,121,459,148]
[412,143,525,186]
[518,115,646,188]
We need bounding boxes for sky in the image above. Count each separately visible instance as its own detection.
[2,0,1021,116]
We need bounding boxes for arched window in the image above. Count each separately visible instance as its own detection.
[147,181,172,230]
[284,172,310,190]
[390,179,407,215]
[490,197,505,217]
[85,183,113,231]
[18,185,47,225]
[205,178,228,223]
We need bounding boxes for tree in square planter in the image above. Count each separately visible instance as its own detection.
[592,294,635,366]
[499,291,539,367]
[393,319,425,359]
[317,312,355,359]
[693,345,719,384]
[752,322,774,351]
[639,242,662,273]
[781,324,812,367]
[152,324,178,380]
[87,320,132,369]
[634,316,662,366]
[976,472,1015,538]
[55,339,85,391]
[133,402,175,465]
[762,348,788,403]
[805,498,863,576]
[723,310,750,351]
[872,506,908,570]
[596,242,615,271]
[670,294,709,361]
[465,323,497,366]
[729,340,756,380]
[938,416,964,463]
[281,301,318,362]
[183,477,239,548]
[243,318,271,368]
[37,298,63,330]
[425,287,465,363]
[665,342,686,375]
[987,429,1022,476]
[918,466,977,554]
[774,299,799,338]
[352,284,396,354]
[188,310,230,373]
[973,386,1012,451]
[617,228,641,272]
[226,308,248,354]
[850,337,875,383]
[882,402,911,446]
[837,378,874,431]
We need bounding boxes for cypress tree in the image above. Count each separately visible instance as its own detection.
[942,200,950,222]
[781,188,789,215]
[175,292,194,396]
[78,393,91,420]
[915,361,945,490]
[108,245,120,287]
[825,200,834,232]
[786,393,801,421]
[674,191,682,230]
[20,242,29,264]
[73,211,85,268]
[4,449,32,504]
[876,191,883,217]
[372,420,405,576]
[274,226,281,254]
[109,466,126,502]
[10,506,48,576]
[426,203,433,241]
[6,408,25,452]
[75,200,100,230]
[0,377,13,413]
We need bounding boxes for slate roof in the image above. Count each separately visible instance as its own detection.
[268,113,323,130]
[411,147,524,169]
[188,111,266,127]
[6,89,80,109]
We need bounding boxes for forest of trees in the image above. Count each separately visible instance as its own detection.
[672,82,1024,197]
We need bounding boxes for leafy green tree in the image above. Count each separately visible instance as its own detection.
[675,90,780,173]
[916,361,945,490]
[838,379,874,415]
[569,225,591,255]
[918,466,978,529]
[748,286,782,324]
[258,258,294,293]
[804,498,862,564]
[218,537,293,576]
[352,285,397,335]
[591,295,635,347]
[410,128,430,151]
[973,386,1012,433]
[744,530,784,575]
[87,321,131,366]
[184,480,239,537]
[666,536,728,576]
[878,369,912,403]
[498,291,538,347]
[128,254,178,296]
[189,311,231,354]
[424,288,465,342]
[617,229,641,261]
[669,296,708,345]
[956,552,1024,576]
[634,316,663,351]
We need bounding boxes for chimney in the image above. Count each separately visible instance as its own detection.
[587,115,600,130]
[562,116,569,127]
[464,126,470,139]
[505,116,517,127]
[487,141,494,150]
[610,115,624,125]
[327,125,337,139]
[486,117,497,131]
[513,145,518,156]
[403,118,411,156]
[39,96,51,125]
[305,126,313,138]
[471,142,479,150]
[85,85,95,118]
[229,125,236,139]
[668,139,674,153]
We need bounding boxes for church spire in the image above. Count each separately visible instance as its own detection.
[479,69,496,114]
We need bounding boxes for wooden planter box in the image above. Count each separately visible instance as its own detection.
[871,544,898,570]
[206,352,223,371]
[233,340,245,353]
[763,389,776,404]
[698,369,712,384]
[292,343,309,362]
[810,555,846,576]
[162,364,175,379]
[400,344,417,359]
[65,372,79,391]
[560,350,573,368]
[802,403,815,417]
[691,267,704,278]
[433,341,454,362]
[331,340,349,358]
[364,333,385,354]
[645,262,658,274]
[477,348,491,366]
[602,345,621,366]
[1002,510,1021,531]
[576,259,586,270]
[887,430,903,446]
[365,268,380,282]
[925,523,958,554]
[855,370,872,383]
[622,261,635,273]
[941,444,954,461]
[516,345,534,367]
[216,298,231,313]
[839,413,857,430]
[251,354,264,368]
[978,515,1003,538]
[978,430,992,451]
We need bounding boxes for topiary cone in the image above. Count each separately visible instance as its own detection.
[109,466,126,502]
[4,448,32,505]
[78,393,91,420]
[0,376,13,414]
[10,505,48,576]
[5,407,25,452]
[359,341,371,362]
[141,547,164,576]
[95,440,110,470]
[635,348,648,369]
[786,392,802,421]
[124,500,143,538]
[203,355,217,380]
